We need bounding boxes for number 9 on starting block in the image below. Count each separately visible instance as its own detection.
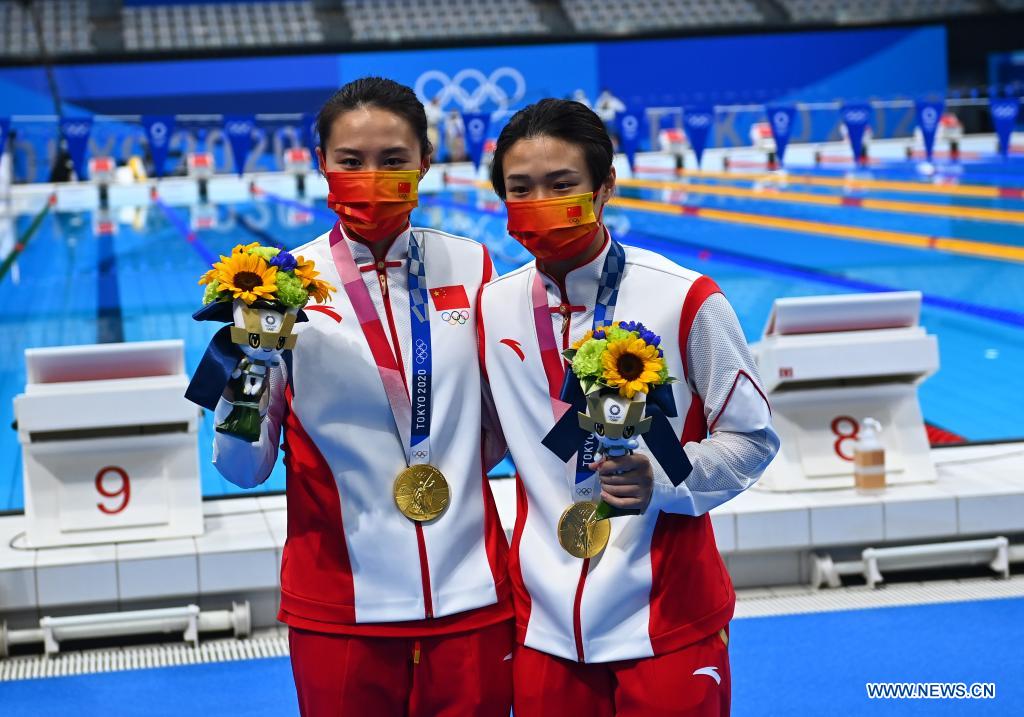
[14,341,203,547]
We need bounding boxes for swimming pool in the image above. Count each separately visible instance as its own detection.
[1,155,1022,511]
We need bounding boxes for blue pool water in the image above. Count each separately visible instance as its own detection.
[1,160,1023,510]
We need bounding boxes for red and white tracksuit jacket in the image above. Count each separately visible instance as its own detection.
[479,235,780,663]
[212,224,511,636]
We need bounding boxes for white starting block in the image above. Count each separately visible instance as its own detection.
[750,121,776,153]
[13,340,203,547]
[751,291,939,492]
[187,152,215,180]
[283,147,311,174]
[88,156,116,184]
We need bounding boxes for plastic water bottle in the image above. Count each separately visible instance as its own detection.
[854,418,886,493]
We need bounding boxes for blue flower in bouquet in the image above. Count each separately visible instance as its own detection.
[639,329,661,347]
[270,250,298,272]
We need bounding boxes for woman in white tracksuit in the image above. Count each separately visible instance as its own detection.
[478,98,780,717]
[209,77,512,716]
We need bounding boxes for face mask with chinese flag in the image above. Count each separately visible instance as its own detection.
[505,192,602,262]
[325,170,420,242]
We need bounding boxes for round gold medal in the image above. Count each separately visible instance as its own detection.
[393,464,450,522]
[557,501,611,559]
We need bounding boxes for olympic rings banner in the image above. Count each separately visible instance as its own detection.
[840,103,872,164]
[990,98,1020,158]
[682,107,713,168]
[0,26,946,182]
[223,114,256,175]
[59,116,93,180]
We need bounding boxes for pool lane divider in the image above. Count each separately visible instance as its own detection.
[610,195,1024,264]
[636,166,1024,200]
[444,176,1024,263]
[0,194,54,283]
[251,186,338,224]
[151,190,218,266]
[625,227,1024,330]
[617,177,1024,225]
[419,194,1024,331]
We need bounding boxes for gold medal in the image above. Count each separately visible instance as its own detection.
[393,464,450,522]
[557,501,610,559]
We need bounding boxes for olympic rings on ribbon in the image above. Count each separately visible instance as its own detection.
[414,338,429,362]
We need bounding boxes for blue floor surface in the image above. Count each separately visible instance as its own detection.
[1,595,1021,716]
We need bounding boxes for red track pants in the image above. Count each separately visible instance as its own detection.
[513,626,731,717]
[288,620,514,717]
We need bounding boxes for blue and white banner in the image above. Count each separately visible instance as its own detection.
[840,103,872,163]
[59,116,93,180]
[683,106,714,168]
[617,107,643,170]
[142,115,175,178]
[304,112,319,168]
[915,99,944,162]
[766,105,796,165]
[990,98,1020,158]
[223,114,256,175]
[0,117,9,160]
[462,112,490,171]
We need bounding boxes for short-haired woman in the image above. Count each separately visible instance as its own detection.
[479,98,779,716]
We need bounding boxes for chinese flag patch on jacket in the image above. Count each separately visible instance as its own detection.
[430,285,470,311]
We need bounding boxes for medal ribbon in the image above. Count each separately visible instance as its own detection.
[532,238,626,500]
[329,222,432,466]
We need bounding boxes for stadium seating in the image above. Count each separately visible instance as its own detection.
[0,0,1007,60]
[0,0,93,57]
[122,1,323,51]
[344,0,547,42]
[561,0,763,33]
[780,0,987,24]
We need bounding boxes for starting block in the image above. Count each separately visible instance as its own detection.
[187,152,215,180]
[13,340,203,547]
[751,291,939,492]
[283,147,312,174]
[88,156,116,184]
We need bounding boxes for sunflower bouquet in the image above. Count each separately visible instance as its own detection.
[564,321,673,400]
[199,241,334,308]
[564,322,676,521]
[193,242,335,442]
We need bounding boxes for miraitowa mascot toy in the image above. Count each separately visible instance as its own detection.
[542,321,694,558]
[185,243,334,442]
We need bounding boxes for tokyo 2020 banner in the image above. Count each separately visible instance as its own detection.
[0,26,947,182]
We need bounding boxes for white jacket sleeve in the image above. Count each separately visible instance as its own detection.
[211,362,287,489]
[651,292,780,516]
